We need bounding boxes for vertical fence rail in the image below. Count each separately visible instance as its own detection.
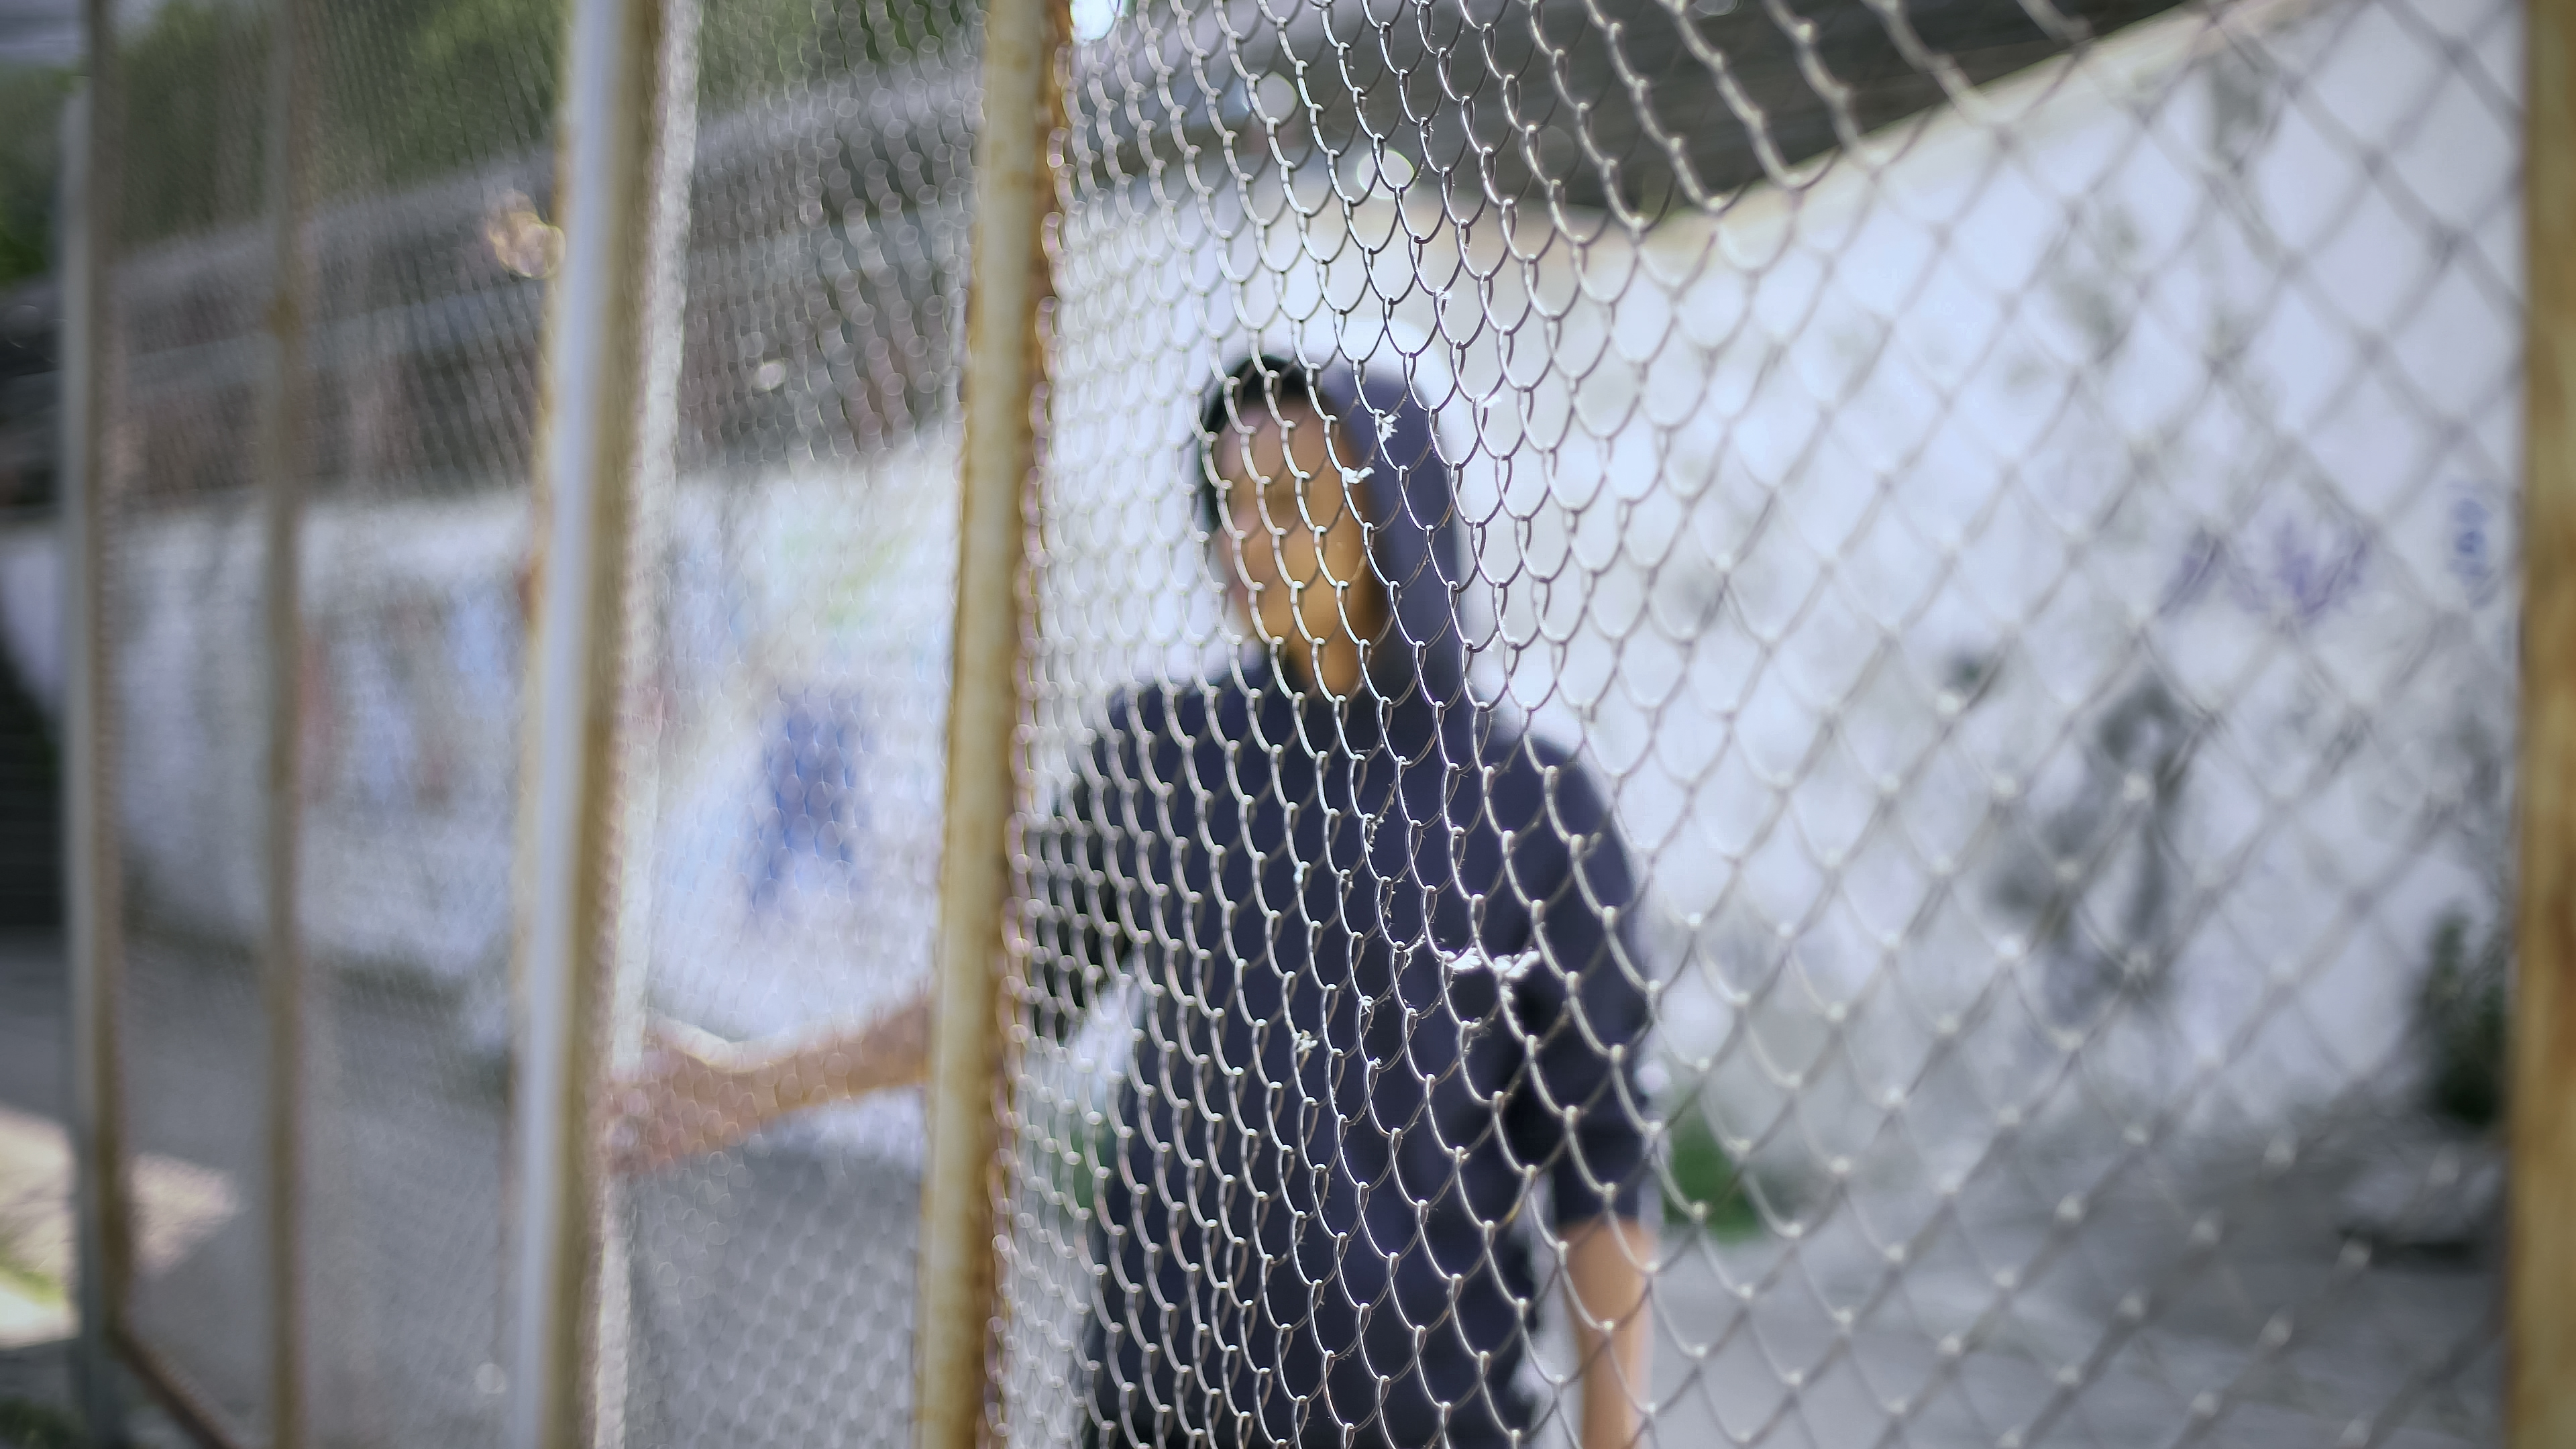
[507,1,696,1446]
[2515,0,2576,1436]
[256,0,317,1440]
[40,0,2528,1442]
[595,2,697,1438]
[912,3,1063,1444]
[59,66,130,1449]
[61,1,131,1438]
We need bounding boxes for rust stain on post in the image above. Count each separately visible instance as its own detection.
[257,0,318,1440]
[2514,0,2576,1439]
[508,3,695,1447]
[64,4,135,1438]
[912,2,1065,1446]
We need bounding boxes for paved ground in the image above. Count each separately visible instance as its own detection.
[0,930,2507,1447]
[0,932,80,1449]
[0,929,928,1449]
[0,932,189,1449]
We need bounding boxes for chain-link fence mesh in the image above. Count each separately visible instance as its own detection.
[284,5,560,1440]
[89,0,556,1438]
[30,0,2518,1442]
[72,1,989,1443]
[612,3,975,1442]
[94,0,560,1438]
[104,1,282,1434]
[1013,0,2514,1445]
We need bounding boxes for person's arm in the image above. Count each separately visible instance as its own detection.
[610,753,1128,1174]
[1498,744,1655,1447]
[1564,1214,1656,1449]
[609,995,931,1173]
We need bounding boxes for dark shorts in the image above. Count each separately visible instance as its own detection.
[1074,1334,1538,1449]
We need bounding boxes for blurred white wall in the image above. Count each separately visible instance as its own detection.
[0,0,2518,1175]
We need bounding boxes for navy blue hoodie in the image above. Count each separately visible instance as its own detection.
[1029,363,1650,1449]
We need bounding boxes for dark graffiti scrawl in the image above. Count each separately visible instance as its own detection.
[2159,517,2371,628]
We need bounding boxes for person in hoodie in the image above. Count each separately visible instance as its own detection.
[615,356,1658,1449]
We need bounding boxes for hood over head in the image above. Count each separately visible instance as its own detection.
[1197,355,1471,704]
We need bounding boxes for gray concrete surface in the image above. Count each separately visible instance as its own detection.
[0,930,2509,1446]
[0,932,186,1449]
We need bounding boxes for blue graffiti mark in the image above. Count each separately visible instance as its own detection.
[2449,490,2501,606]
[2159,517,2369,629]
[2157,529,2225,619]
[2257,519,2369,627]
[745,688,869,910]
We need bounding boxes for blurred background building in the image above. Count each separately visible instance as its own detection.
[0,0,2528,1443]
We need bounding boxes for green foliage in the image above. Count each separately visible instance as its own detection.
[115,0,562,244]
[0,1397,84,1449]
[1662,1105,1762,1239]
[698,0,973,107]
[0,66,74,290]
[96,0,981,250]
[2420,909,2508,1130]
[315,0,564,197]
[119,1,274,245]
[1031,1110,1115,1219]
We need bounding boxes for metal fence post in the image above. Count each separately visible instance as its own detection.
[2515,0,2576,1435]
[506,1,695,1446]
[912,3,1064,1446]
[61,3,133,1440]
[256,0,317,1440]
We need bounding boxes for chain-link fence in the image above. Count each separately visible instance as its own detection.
[1013,0,2516,1444]
[614,7,974,1442]
[9,0,2532,1442]
[98,2,284,1436]
[86,1,557,1440]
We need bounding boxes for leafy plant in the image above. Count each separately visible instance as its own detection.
[1030,1109,1117,1219]
[117,1,272,244]
[1661,1106,1762,1239]
[2419,909,2507,1130]
[78,0,982,253]
[0,65,74,290]
[316,0,563,196]
[699,0,973,104]
[0,1397,83,1449]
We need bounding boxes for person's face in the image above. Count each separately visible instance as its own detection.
[1211,400,1386,698]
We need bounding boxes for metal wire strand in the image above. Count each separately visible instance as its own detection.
[50,0,2520,1442]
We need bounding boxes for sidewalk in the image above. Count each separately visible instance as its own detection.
[0,932,186,1449]
[0,931,74,1448]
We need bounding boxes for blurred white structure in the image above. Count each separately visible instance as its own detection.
[0,0,2514,1179]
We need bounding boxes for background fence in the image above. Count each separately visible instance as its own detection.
[0,0,2545,1442]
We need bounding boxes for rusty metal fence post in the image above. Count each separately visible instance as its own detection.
[2515,0,2576,1436]
[255,0,318,1440]
[62,3,131,1436]
[506,1,697,1446]
[912,3,1064,1445]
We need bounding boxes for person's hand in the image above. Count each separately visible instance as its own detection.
[608,997,932,1175]
[606,1019,769,1174]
